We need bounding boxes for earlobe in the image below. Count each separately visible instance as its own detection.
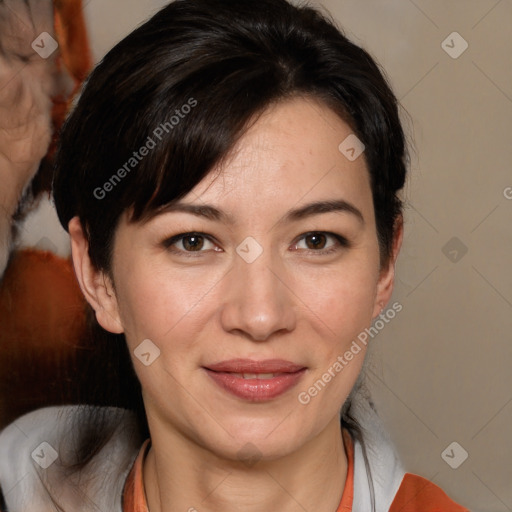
[68,216,124,334]
[372,215,404,319]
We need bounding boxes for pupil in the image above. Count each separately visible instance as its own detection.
[307,234,325,249]
[184,235,203,251]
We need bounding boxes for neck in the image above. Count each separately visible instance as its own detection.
[143,415,348,512]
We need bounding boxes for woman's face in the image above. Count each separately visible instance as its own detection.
[82,96,400,462]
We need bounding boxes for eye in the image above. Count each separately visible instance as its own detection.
[161,231,349,258]
[292,232,349,255]
[162,232,220,256]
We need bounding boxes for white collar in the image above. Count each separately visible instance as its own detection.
[0,405,139,512]
[0,403,405,511]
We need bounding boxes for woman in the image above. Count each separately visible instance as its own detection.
[0,0,469,510]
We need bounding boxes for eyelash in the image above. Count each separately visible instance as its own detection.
[161,231,350,258]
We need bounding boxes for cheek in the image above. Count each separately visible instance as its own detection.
[293,262,377,409]
[113,260,221,349]
[295,255,379,338]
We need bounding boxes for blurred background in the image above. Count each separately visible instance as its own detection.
[11,0,512,509]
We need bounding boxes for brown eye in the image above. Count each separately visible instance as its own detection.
[304,233,327,250]
[182,235,205,251]
[163,232,217,254]
[293,232,349,255]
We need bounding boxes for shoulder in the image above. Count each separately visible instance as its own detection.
[0,405,141,512]
[350,399,407,510]
[348,397,469,511]
[390,473,470,511]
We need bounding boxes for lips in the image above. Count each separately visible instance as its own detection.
[203,359,306,401]
[205,359,305,374]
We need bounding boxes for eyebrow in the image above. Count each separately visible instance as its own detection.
[155,199,364,225]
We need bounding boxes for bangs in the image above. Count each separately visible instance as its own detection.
[64,36,308,233]
[53,0,406,271]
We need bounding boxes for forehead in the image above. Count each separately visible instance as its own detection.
[186,96,373,220]
[121,96,375,232]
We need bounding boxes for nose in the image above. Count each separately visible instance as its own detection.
[219,247,297,342]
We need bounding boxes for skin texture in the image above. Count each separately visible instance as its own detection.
[70,97,403,512]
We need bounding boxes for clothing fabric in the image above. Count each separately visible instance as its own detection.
[0,405,470,511]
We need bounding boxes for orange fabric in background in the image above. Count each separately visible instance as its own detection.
[0,250,87,427]
[50,0,92,147]
[39,0,93,191]
[54,0,93,84]
[0,250,85,353]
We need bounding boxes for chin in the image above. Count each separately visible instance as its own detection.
[213,436,300,465]
[206,417,306,463]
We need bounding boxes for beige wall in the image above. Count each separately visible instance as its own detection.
[311,1,511,510]
[26,1,511,510]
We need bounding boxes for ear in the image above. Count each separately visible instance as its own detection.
[68,216,124,334]
[372,215,403,319]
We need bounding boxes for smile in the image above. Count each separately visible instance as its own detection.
[203,359,307,401]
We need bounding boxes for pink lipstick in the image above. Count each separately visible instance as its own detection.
[203,359,306,401]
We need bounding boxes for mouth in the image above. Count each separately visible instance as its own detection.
[203,359,307,401]
[224,372,285,379]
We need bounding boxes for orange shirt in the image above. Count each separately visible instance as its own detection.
[122,438,151,512]
[122,429,468,512]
